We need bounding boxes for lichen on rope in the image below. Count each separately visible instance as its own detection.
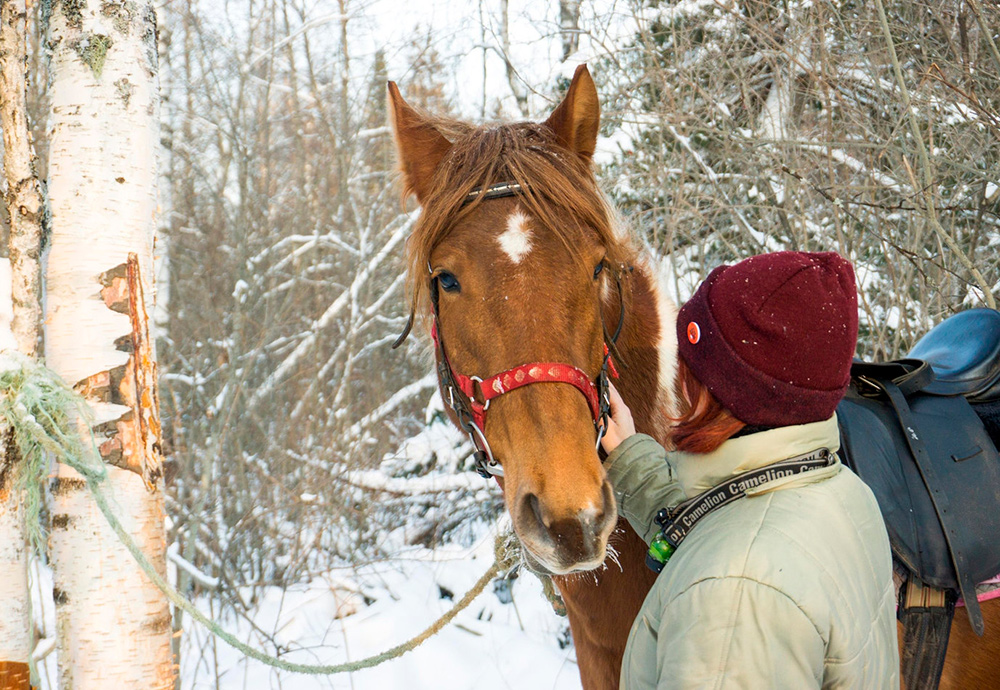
[0,352,102,557]
[0,352,103,683]
[0,353,509,675]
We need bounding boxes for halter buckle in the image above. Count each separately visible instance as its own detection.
[465,417,502,477]
[467,375,491,412]
[595,418,608,451]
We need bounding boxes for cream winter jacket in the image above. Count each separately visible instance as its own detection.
[605,416,899,689]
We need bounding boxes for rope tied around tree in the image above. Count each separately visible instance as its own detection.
[0,355,515,675]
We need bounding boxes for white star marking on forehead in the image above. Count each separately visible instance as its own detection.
[498,208,533,264]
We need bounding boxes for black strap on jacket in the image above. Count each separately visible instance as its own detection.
[647,448,835,573]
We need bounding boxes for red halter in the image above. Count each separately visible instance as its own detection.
[431,322,619,432]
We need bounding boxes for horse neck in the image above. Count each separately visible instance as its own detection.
[552,262,677,690]
[603,261,678,447]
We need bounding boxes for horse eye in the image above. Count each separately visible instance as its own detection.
[593,262,605,280]
[438,271,461,293]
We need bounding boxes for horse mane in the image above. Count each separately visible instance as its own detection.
[403,118,636,315]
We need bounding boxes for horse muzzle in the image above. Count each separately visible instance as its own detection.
[511,478,618,574]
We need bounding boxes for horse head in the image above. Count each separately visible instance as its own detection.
[388,66,641,574]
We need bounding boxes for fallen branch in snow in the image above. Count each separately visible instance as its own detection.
[335,468,488,497]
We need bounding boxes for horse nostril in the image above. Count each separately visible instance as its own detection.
[526,492,550,529]
[600,479,615,525]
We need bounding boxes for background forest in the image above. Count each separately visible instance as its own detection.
[1,0,998,687]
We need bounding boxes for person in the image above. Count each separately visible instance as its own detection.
[601,251,899,689]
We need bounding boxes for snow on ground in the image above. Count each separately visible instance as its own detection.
[23,414,583,689]
[29,519,583,690]
[167,408,586,689]
[177,523,583,690]
[21,372,583,690]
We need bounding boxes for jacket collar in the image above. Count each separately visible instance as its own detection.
[669,415,841,496]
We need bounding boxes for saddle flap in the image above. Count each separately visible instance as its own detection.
[837,390,1000,593]
[908,308,1000,401]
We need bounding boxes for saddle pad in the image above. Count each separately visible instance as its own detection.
[837,389,1000,592]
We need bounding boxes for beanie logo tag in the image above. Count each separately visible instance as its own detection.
[687,322,701,345]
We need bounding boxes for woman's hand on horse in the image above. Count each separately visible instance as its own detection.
[601,383,636,454]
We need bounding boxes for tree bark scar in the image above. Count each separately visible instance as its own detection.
[99,262,130,314]
[141,612,172,634]
[126,253,164,491]
[74,256,164,489]
[73,365,126,404]
[49,477,87,496]
[51,513,73,529]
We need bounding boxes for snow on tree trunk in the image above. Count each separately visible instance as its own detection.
[0,0,46,684]
[44,1,172,688]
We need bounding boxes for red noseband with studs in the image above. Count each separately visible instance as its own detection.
[432,321,620,433]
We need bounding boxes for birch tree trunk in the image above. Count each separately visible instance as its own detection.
[44,0,172,687]
[559,0,580,62]
[0,0,46,685]
[500,0,528,116]
[0,436,30,690]
[0,432,31,690]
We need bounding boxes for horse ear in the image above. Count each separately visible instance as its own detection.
[543,64,600,163]
[387,81,452,205]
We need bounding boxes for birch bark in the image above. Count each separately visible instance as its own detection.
[44,0,172,687]
[0,0,46,684]
[0,434,31,689]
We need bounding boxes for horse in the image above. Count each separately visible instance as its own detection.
[387,65,1000,690]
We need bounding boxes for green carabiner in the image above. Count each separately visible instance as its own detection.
[645,533,676,573]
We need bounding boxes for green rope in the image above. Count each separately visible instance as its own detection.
[0,354,98,556]
[1,356,508,675]
[88,480,501,673]
[1,353,97,684]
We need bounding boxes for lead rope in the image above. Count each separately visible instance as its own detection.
[1,358,514,676]
[88,475,510,674]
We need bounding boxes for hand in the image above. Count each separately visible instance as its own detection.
[601,383,636,454]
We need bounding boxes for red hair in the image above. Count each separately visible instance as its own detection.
[670,359,745,454]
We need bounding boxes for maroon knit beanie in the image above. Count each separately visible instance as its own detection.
[677,251,859,427]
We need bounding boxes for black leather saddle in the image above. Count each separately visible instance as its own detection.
[837,308,1000,638]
